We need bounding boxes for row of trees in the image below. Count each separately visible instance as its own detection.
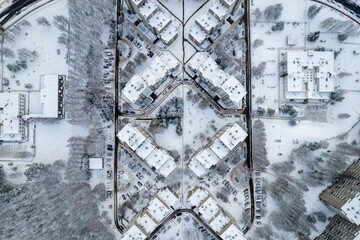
[253,4,283,21]
[157,97,183,136]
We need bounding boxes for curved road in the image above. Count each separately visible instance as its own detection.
[0,0,38,25]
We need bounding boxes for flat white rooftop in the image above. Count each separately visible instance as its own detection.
[122,75,148,103]
[140,68,158,87]
[40,75,60,118]
[210,139,230,159]
[136,214,157,234]
[89,158,103,170]
[160,24,178,44]
[286,50,335,100]
[196,12,218,34]
[188,157,208,177]
[219,123,247,150]
[149,57,169,80]
[139,0,157,20]
[147,197,169,222]
[194,147,220,169]
[0,92,22,141]
[157,188,178,207]
[145,148,171,170]
[220,76,247,108]
[210,212,230,233]
[199,58,218,82]
[210,0,228,20]
[188,188,209,207]
[213,70,230,87]
[221,224,247,240]
[199,197,220,222]
[158,158,177,177]
[148,11,171,33]
[188,52,208,72]
[135,139,156,159]
[123,225,146,240]
[341,193,360,225]
[117,124,146,151]
[159,52,179,71]
[189,25,207,45]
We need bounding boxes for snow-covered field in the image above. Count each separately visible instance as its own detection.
[2,0,68,92]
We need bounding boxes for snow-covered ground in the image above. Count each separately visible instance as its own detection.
[2,0,68,92]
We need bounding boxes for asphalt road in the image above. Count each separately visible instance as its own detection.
[244,0,255,230]
[113,0,123,234]
[0,0,37,25]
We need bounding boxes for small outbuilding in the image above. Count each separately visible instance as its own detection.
[89,158,104,170]
[287,34,297,46]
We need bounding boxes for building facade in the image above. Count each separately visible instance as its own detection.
[320,159,360,225]
[315,215,360,240]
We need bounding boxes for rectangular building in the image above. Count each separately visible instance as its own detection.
[187,187,246,239]
[284,50,335,100]
[121,53,179,105]
[0,92,26,141]
[315,215,360,240]
[118,123,176,177]
[189,123,247,177]
[187,53,247,109]
[320,159,360,225]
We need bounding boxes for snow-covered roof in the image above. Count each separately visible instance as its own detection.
[160,24,178,45]
[286,50,335,100]
[158,158,177,177]
[220,76,247,108]
[149,57,169,80]
[199,57,218,82]
[136,214,157,234]
[189,25,207,45]
[220,0,236,9]
[210,0,228,20]
[188,187,209,207]
[139,0,158,20]
[188,52,208,72]
[157,188,178,207]
[40,75,60,118]
[287,34,297,46]
[117,124,146,151]
[195,12,218,34]
[219,123,247,150]
[148,11,172,33]
[213,70,230,87]
[194,147,220,169]
[89,158,103,170]
[159,52,179,71]
[220,224,247,240]
[341,193,360,225]
[130,0,146,8]
[140,68,158,87]
[145,148,172,170]
[188,158,208,177]
[198,197,220,221]
[210,212,230,233]
[123,224,146,240]
[122,75,149,103]
[0,92,22,141]
[147,197,169,222]
[135,139,156,159]
[210,139,230,159]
